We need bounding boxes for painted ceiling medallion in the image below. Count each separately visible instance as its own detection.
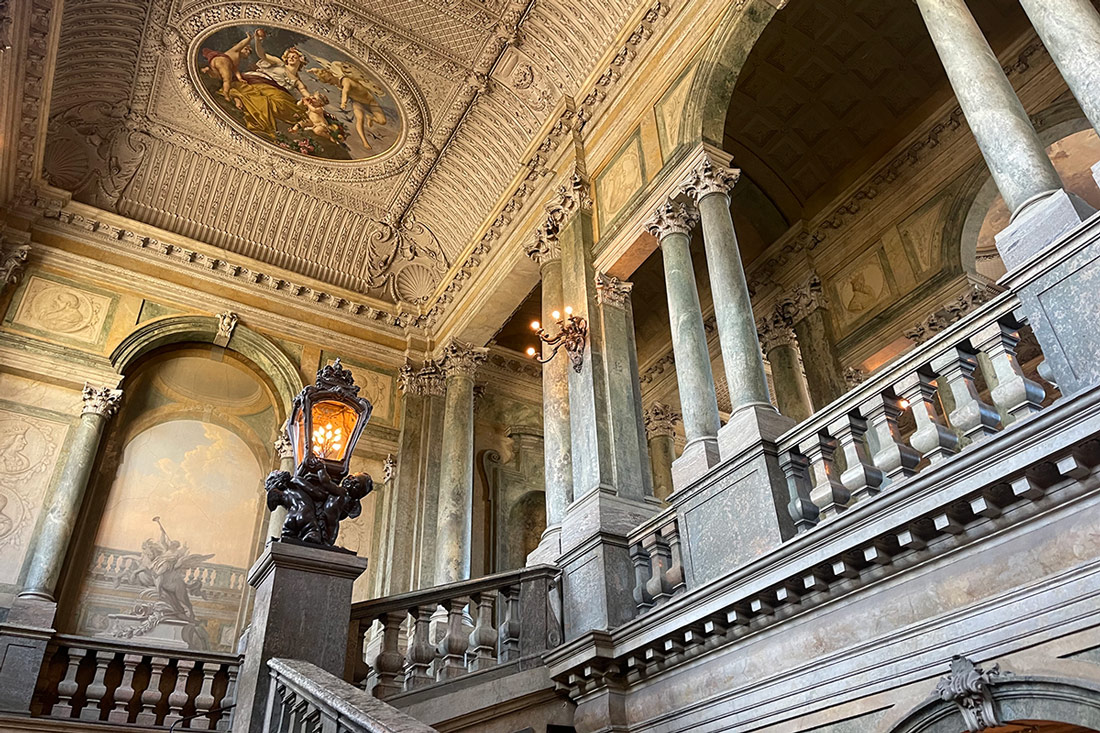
[193,24,404,163]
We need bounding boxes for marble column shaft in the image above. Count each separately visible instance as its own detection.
[1019,0,1100,139]
[20,385,122,600]
[433,342,485,585]
[648,203,721,471]
[758,312,814,422]
[782,276,847,408]
[687,164,772,413]
[644,403,681,502]
[915,0,1061,215]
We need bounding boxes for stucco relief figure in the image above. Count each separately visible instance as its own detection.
[194,24,402,161]
[265,455,373,547]
[112,517,214,649]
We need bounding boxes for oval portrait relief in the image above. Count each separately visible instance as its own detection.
[194,25,403,162]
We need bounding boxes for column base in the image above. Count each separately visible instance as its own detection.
[717,403,794,458]
[526,524,562,566]
[233,540,367,733]
[671,436,720,493]
[0,595,57,714]
[995,188,1095,270]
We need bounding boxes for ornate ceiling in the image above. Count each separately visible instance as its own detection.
[41,0,645,309]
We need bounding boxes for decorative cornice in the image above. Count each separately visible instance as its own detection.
[595,272,633,310]
[82,383,123,418]
[437,339,488,378]
[644,402,681,439]
[904,282,1002,345]
[933,656,1006,732]
[779,274,826,327]
[682,159,741,203]
[214,311,238,348]
[645,202,698,240]
[756,309,797,354]
[398,359,447,397]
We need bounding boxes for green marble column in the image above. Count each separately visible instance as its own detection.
[781,275,847,408]
[758,308,814,422]
[19,384,122,601]
[433,340,486,585]
[643,403,680,502]
[646,202,721,487]
[525,235,573,563]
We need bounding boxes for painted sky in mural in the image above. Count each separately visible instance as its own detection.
[194,25,402,161]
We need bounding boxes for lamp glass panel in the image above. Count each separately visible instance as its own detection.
[309,400,357,462]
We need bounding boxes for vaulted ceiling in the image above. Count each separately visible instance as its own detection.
[41,0,644,309]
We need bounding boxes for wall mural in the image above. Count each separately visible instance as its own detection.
[194,25,403,162]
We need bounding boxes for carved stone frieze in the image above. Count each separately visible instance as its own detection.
[682,158,741,203]
[438,339,488,378]
[595,272,632,310]
[933,656,1006,732]
[643,402,681,439]
[81,383,123,418]
[646,201,698,240]
[904,282,1003,345]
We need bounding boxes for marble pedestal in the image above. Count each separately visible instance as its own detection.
[526,525,562,566]
[673,405,796,586]
[0,596,57,714]
[233,540,367,733]
[995,188,1095,270]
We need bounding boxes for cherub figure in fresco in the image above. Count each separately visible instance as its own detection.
[289,93,340,141]
[200,34,253,102]
[308,59,387,150]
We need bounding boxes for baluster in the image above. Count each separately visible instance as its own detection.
[800,431,850,520]
[973,321,1045,424]
[631,543,655,612]
[436,599,470,680]
[217,663,238,731]
[193,662,219,729]
[642,531,673,605]
[467,592,498,672]
[404,605,436,691]
[164,659,195,729]
[931,347,1001,445]
[660,520,686,596]
[829,412,883,505]
[860,391,920,485]
[498,586,521,662]
[108,652,142,724]
[373,611,405,698]
[894,370,959,463]
[136,656,169,726]
[53,647,87,718]
[80,649,112,721]
[781,450,818,532]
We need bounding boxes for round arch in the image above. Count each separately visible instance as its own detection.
[109,314,304,412]
[886,676,1100,733]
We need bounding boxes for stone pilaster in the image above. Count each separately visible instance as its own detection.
[434,340,487,585]
[780,274,846,408]
[643,403,681,502]
[646,201,721,489]
[554,170,660,639]
[525,227,573,565]
[915,0,1092,269]
[757,307,814,422]
[265,433,295,540]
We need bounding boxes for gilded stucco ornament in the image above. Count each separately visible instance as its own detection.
[646,201,698,240]
[82,384,124,418]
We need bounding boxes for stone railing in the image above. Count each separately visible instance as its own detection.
[347,565,561,698]
[628,511,686,613]
[775,289,1050,532]
[266,658,437,733]
[32,634,239,728]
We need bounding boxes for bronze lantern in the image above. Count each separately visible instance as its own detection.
[285,359,372,480]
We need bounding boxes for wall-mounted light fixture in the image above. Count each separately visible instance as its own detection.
[526,306,588,373]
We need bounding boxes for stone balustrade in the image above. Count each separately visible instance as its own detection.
[266,658,437,733]
[629,511,686,614]
[347,565,561,698]
[32,634,239,728]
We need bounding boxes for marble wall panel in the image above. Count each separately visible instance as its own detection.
[596,133,647,229]
[655,66,694,157]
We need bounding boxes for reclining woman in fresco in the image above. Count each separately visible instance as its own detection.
[308,59,387,150]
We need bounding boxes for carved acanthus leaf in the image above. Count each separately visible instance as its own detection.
[646,201,698,240]
[82,384,124,418]
[779,273,827,326]
[595,272,633,309]
[438,340,488,378]
[933,656,1006,732]
[644,402,681,439]
[682,158,741,202]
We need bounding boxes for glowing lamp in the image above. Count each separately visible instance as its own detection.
[286,359,373,479]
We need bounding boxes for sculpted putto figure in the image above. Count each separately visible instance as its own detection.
[265,454,373,547]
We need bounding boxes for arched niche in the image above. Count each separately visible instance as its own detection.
[886,676,1100,733]
[110,314,303,410]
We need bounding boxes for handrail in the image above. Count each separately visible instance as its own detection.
[51,632,241,664]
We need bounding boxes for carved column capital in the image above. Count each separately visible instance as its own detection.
[273,432,294,460]
[644,402,682,439]
[645,201,698,240]
[526,221,562,267]
[594,272,633,309]
[383,453,396,484]
[779,273,827,326]
[682,158,741,203]
[544,173,592,227]
[438,339,488,379]
[81,384,123,418]
[398,359,447,397]
[757,309,798,354]
[0,242,30,287]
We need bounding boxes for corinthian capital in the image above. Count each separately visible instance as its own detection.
[682,158,741,203]
[437,339,488,378]
[1,242,30,287]
[398,359,446,397]
[594,272,632,309]
[544,173,592,227]
[645,201,698,240]
[82,384,123,418]
[526,220,562,267]
[779,273,826,327]
[757,309,798,354]
[644,402,682,439]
